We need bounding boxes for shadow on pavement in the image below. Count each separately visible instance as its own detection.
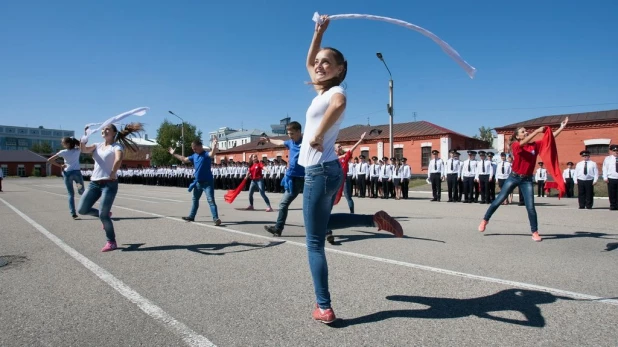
[120,240,284,255]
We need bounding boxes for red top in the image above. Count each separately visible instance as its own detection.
[334,151,354,205]
[510,136,548,176]
[248,162,264,180]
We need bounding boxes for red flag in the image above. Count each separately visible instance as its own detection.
[224,178,247,204]
[537,126,566,199]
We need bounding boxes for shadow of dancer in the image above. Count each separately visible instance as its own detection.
[604,243,618,252]
[483,231,618,241]
[330,230,445,246]
[333,289,573,328]
[121,241,284,255]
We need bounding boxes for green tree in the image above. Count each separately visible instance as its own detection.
[30,141,53,154]
[473,126,495,145]
[151,119,203,166]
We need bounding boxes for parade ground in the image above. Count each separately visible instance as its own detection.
[1,177,616,347]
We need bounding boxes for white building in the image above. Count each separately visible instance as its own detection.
[208,127,276,151]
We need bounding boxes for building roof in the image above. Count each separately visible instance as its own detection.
[0,150,48,162]
[494,109,618,131]
[218,136,288,153]
[131,137,158,147]
[336,120,472,142]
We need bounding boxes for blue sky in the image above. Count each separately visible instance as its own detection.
[1,0,617,141]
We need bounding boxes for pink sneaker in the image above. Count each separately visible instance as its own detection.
[265,207,274,212]
[312,304,336,324]
[101,241,117,252]
[531,232,542,242]
[478,220,488,232]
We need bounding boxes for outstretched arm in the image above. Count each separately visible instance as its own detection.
[306,15,330,88]
[553,117,569,138]
[349,132,367,153]
[169,147,191,164]
[261,136,285,146]
[209,138,218,158]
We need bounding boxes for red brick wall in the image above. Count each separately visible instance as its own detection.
[1,162,47,177]
[501,124,617,167]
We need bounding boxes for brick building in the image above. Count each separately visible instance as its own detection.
[0,150,49,177]
[494,109,618,167]
[215,120,488,174]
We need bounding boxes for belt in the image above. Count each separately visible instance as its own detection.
[510,172,532,179]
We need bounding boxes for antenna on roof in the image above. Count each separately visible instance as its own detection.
[367,117,370,126]
[413,112,417,121]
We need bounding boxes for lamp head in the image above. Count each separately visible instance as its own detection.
[168,110,175,115]
[376,52,383,60]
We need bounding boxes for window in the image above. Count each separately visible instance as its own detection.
[586,144,609,155]
[394,148,403,160]
[33,166,41,176]
[361,150,369,159]
[17,166,26,177]
[1,166,7,176]
[421,147,431,167]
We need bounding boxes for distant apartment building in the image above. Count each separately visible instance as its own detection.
[0,125,74,152]
[208,127,276,150]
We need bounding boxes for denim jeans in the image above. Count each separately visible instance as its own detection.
[78,180,118,242]
[189,180,219,220]
[63,170,85,215]
[484,173,538,232]
[275,176,304,231]
[343,180,354,213]
[303,159,343,309]
[249,178,271,208]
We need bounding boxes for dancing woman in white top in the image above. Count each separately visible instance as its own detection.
[47,137,85,219]
[78,123,143,252]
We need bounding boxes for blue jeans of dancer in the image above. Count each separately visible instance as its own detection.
[303,160,343,309]
[343,180,354,213]
[189,180,219,220]
[249,178,271,208]
[275,176,304,231]
[78,180,118,242]
[483,173,538,232]
[63,170,84,215]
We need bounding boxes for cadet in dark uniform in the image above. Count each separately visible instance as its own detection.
[563,162,575,198]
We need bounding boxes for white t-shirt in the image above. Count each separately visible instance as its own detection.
[299,86,346,167]
[56,148,81,172]
[91,143,123,181]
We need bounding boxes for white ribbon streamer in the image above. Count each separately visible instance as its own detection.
[312,12,476,79]
[81,107,149,143]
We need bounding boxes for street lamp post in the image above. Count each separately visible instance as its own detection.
[376,52,394,158]
[168,110,185,157]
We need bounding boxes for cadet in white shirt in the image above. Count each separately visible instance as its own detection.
[462,150,478,203]
[428,150,445,201]
[575,150,598,209]
[534,162,547,197]
[475,151,493,204]
[487,152,497,202]
[369,156,380,198]
[495,152,512,204]
[562,161,576,198]
[445,149,460,202]
[356,155,368,198]
[602,144,618,210]
[401,158,411,199]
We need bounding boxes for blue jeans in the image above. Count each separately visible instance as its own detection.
[303,160,343,309]
[63,170,84,215]
[249,179,271,208]
[343,180,354,213]
[275,176,304,231]
[78,180,118,242]
[484,173,538,232]
[189,180,219,220]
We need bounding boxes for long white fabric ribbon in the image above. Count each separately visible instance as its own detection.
[312,12,476,79]
[81,107,149,143]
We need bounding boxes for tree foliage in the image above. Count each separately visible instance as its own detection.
[30,142,53,154]
[473,126,495,145]
[151,119,203,166]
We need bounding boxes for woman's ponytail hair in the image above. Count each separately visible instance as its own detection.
[112,123,144,152]
[62,136,81,149]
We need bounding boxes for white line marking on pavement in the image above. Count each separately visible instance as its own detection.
[33,188,618,306]
[0,197,216,347]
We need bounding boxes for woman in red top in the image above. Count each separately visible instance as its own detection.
[478,117,568,241]
[245,154,273,211]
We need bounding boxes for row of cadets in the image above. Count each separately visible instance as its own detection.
[445,150,462,202]
[264,160,287,193]
[563,161,576,198]
[534,162,547,197]
[352,156,368,197]
[495,152,513,203]
[213,162,247,190]
[475,151,494,204]
[461,150,479,203]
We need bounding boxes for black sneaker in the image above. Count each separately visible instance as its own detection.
[182,216,195,222]
[214,219,222,226]
[72,214,78,219]
[264,225,282,237]
[326,232,335,244]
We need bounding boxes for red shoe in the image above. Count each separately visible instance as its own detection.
[478,220,488,232]
[373,211,403,237]
[312,304,336,324]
